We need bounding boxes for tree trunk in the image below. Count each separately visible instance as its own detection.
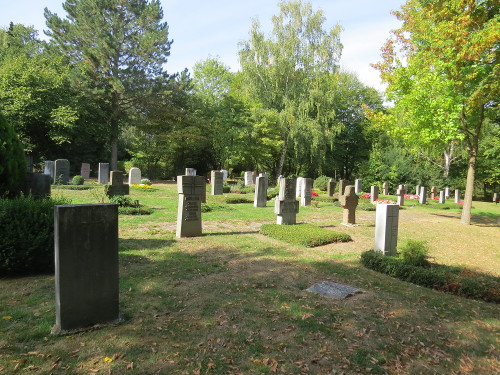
[110,135,118,171]
[276,136,288,180]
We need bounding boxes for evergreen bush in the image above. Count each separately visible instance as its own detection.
[313,175,330,191]
[0,196,70,276]
[0,112,26,197]
[71,175,85,185]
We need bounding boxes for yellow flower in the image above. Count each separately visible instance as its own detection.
[104,357,113,363]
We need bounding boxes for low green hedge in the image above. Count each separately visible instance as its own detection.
[52,185,96,190]
[118,206,153,215]
[360,250,499,303]
[0,196,70,276]
[225,197,254,204]
[260,223,351,247]
[312,196,338,203]
[201,202,233,212]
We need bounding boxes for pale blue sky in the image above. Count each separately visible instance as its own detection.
[0,0,404,92]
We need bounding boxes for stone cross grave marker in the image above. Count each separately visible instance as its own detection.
[374,203,399,256]
[54,159,70,185]
[53,203,119,334]
[275,177,299,225]
[300,178,312,206]
[455,189,461,204]
[80,163,90,180]
[396,185,405,207]
[176,175,204,237]
[439,190,445,204]
[339,185,359,225]
[211,170,224,195]
[370,185,379,203]
[382,182,389,195]
[355,179,362,194]
[327,179,336,197]
[338,179,346,196]
[98,163,109,184]
[254,173,268,207]
[128,167,141,185]
[419,186,427,204]
[44,161,55,182]
[296,177,304,198]
[105,171,130,197]
[430,186,437,200]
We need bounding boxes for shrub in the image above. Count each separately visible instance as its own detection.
[313,175,330,191]
[267,187,279,200]
[357,202,377,211]
[141,178,152,185]
[201,202,233,212]
[399,239,429,267]
[225,197,253,204]
[312,195,338,203]
[360,250,499,303]
[0,196,71,276]
[260,223,351,247]
[71,175,85,185]
[0,112,25,197]
[118,206,153,215]
[109,195,133,207]
[222,183,231,193]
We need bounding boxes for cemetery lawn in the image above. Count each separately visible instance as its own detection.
[1,182,499,374]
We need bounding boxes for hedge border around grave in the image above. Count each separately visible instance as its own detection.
[260,223,351,247]
[360,250,500,303]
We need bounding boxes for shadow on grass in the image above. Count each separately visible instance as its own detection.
[119,237,175,251]
[431,211,500,227]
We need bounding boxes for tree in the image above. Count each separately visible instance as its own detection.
[238,0,342,178]
[0,112,25,197]
[374,0,499,224]
[45,0,172,169]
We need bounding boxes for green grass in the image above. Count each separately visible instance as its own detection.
[260,223,352,247]
[1,183,499,374]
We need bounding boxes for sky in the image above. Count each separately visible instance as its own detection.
[0,0,404,93]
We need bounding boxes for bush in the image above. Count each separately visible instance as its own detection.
[201,202,233,212]
[313,175,330,191]
[118,206,153,215]
[141,178,152,185]
[71,175,85,185]
[109,195,133,207]
[222,183,231,193]
[357,202,377,211]
[225,197,253,204]
[0,196,71,276]
[399,239,429,267]
[260,223,351,247]
[0,112,25,197]
[360,250,499,303]
[266,187,279,200]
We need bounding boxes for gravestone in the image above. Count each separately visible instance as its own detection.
[275,177,299,225]
[307,281,363,299]
[439,190,445,204]
[211,170,224,195]
[415,185,421,196]
[98,163,109,184]
[128,167,141,185]
[339,185,359,225]
[374,203,399,256]
[244,171,253,186]
[455,189,461,204]
[54,159,70,185]
[327,179,336,197]
[296,177,304,198]
[252,171,257,185]
[185,168,197,176]
[382,182,389,195]
[80,163,91,180]
[44,161,55,182]
[254,173,268,208]
[104,171,130,197]
[493,192,499,204]
[445,187,450,198]
[176,175,204,237]
[338,180,346,196]
[396,185,405,207]
[220,169,228,180]
[419,186,427,204]
[430,186,437,199]
[53,203,119,334]
[355,179,362,194]
[370,185,379,204]
[300,178,312,206]
[22,173,51,199]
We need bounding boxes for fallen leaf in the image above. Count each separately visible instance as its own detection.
[126,362,134,370]
[2,316,12,320]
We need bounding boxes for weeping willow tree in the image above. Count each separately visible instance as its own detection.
[238,0,343,178]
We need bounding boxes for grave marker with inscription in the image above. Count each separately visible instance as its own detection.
[439,190,445,204]
[80,163,91,180]
[211,170,224,195]
[300,178,312,206]
[98,163,109,184]
[370,185,379,204]
[339,185,359,225]
[54,159,70,185]
[128,167,141,185]
[296,177,304,198]
[419,186,427,204]
[176,175,204,237]
[244,171,253,186]
[254,173,268,207]
[355,179,362,194]
[374,203,399,255]
[104,171,130,197]
[327,179,336,197]
[275,177,299,225]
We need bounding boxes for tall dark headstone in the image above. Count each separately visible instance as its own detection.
[80,163,91,180]
[176,175,204,237]
[327,179,336,197]
[44,161,55,182]
[54,159,70,185]
[254,173,268,208]
[98,163,109,184]
[370,185,379,204]
[53,203,119,334]
[338,179,346,196]
[22,173,51,199]
[275,177,299,225]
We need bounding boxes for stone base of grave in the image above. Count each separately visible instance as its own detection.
[51,316,123,336]
[104,185,130,197]
[341,222,357,227]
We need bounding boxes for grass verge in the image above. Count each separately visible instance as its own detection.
[260,223,351,247]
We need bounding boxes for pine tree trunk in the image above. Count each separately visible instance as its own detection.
[276,136,288,180]
[460,151,476,225]
[111,135,118,171]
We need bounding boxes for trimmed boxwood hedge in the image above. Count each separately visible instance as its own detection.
[260,223,351,247]
[0,196,70,276]
[361,250,499,303]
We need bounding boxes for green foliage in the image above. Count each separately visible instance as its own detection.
[201,202,233,213]
[260,223,351,247]
[0,196,70,275]
[357,202,377,211]
[399,239,429,267]
[313,176,330,191]
[225,197,253,204]
[266,187,279,200]
[312,195,338,203]
[222,183,231,193]
[141,178,152,186]
[360,250,499,303]
[109,195,133,207]
[71,175,84,185]
[0,112,25,197]
[118,206,152,215]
